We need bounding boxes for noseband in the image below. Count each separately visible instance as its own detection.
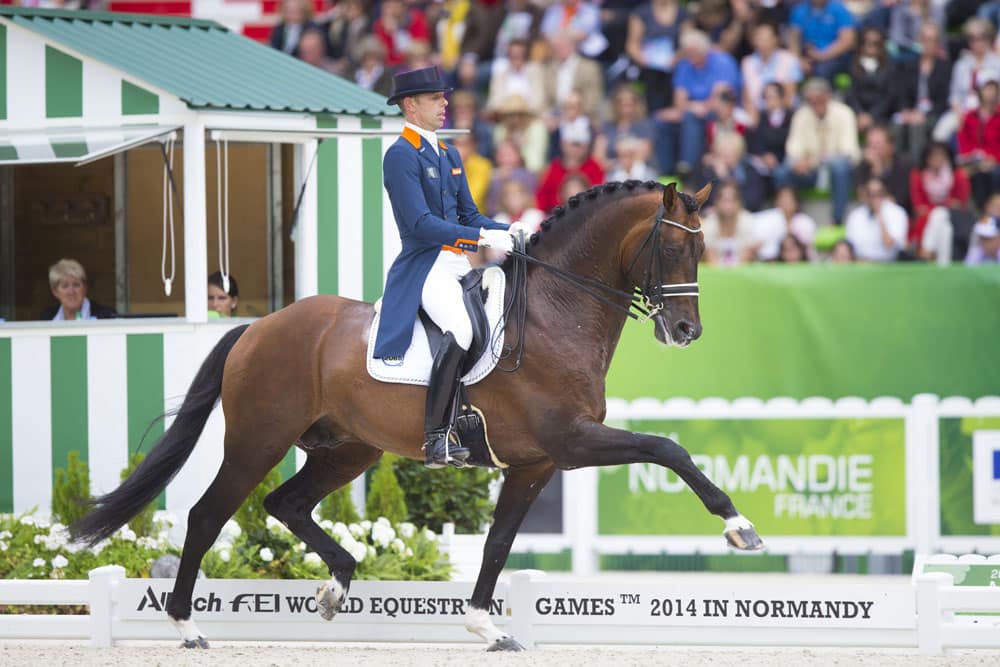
[625,204,701,323]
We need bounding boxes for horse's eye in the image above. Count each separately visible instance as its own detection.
[662,245,681,260]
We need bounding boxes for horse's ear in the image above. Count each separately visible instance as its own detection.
[693,181,713,210]
[662,181,678,212]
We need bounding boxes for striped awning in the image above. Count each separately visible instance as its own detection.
[0,125,180,166]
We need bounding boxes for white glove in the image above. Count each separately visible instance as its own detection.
[479,229,514,254]
[507,221,533,239]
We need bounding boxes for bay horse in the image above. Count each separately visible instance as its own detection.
[71,180,764,650]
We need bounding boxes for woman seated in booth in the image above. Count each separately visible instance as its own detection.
[41,258,117,321]
[207,271,240,318]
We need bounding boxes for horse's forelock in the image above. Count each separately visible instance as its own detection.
[677,191,699,214]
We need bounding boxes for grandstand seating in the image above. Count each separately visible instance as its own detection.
[101,0,327,43]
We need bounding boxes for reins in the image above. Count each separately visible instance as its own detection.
[493,202,702,372]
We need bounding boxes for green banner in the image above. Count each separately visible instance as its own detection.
[939,417,1000,536]
[921,563,1000,587]
[599,418,906,536]
[606,264,1000,401]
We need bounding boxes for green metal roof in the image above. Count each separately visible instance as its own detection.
[0,6,398,116]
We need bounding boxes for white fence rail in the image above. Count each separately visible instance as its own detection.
[912,553,1000,655]
[916,571,1000,654]
[0,560,996,652]
[0,578,90,639]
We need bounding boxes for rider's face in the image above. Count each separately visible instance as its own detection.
[406,92,448,132]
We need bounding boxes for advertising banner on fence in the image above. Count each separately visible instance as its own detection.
[939,417,1000,536]
[598,418,906,536]
[526,579,914,629]
[118,579,508,624]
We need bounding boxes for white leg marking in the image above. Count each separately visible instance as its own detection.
[465,606,508,645]
[315,575,349,620]
[169,616,207,647]
[724,514,754,532]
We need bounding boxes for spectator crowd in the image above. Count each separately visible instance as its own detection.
[26,0,1000,265]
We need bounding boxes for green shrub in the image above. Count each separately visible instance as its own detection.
[365,454,407,524]
[121,452,156,537]
[318,484,360,525]
[393,458,498,533]
[51,451,91,527]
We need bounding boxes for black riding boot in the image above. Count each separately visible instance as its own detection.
[423,332,471,468]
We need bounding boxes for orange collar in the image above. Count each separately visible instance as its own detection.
[401,126,421,148]
[401,126,449,152]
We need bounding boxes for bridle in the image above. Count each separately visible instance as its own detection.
[623,203,701,322]
[496,202,701,371]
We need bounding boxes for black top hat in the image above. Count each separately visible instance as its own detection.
[386,66,453,106]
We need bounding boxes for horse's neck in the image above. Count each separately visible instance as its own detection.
[522,201,647,375]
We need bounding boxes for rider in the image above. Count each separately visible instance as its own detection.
[374,66,522,469]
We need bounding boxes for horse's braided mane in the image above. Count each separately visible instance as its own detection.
[525,180,696,249]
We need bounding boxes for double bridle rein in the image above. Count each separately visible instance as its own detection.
[496,203,702,371]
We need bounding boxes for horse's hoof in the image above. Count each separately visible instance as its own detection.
[316,581,346,621]
[180,636,209,649]
[487,636,525,652]
[725,526,765,551]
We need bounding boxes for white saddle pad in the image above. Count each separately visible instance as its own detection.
[366,267,506,386]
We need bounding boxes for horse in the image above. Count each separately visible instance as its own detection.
[71,180,764,650]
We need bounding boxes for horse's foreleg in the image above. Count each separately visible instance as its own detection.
[557,421,764,550]
[466,459,555,651]
[263,443,382,620]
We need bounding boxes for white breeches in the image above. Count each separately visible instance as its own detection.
[922,206,953,265]
[421,250,474,350]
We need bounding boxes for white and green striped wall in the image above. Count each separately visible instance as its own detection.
[0,322,298,517]
[313,114,404,302]
[0,20,187,133]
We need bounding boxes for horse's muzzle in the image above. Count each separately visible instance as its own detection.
[653,315,701,347]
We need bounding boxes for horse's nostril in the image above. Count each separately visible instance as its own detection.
[677,320,700,341]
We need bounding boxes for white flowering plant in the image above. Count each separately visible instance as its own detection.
[3,455,451,587]
[0,510,178,582]
[200,515,450,581]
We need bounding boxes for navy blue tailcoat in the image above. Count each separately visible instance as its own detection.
[373,127,508,358]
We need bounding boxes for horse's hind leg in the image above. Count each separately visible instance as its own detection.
[166,447,288,648]
[263,442,382,620]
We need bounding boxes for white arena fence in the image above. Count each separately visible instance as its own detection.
[0,560,998,653]
[913,554,1000,654]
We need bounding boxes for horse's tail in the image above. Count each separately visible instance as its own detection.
[70,324,250,546]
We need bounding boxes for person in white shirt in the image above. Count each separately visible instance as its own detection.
[844,178,908,262]
[749,186,817,261]
[965,193,1000,265]
[701,181,757,265]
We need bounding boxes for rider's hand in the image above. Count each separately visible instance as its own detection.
[507,221,534,240]
[479,229,514,255]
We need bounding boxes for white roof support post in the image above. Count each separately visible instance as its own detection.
[293,139,319,300]
[183,121,208,323]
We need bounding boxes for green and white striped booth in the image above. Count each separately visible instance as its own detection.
[0,7,406,515]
